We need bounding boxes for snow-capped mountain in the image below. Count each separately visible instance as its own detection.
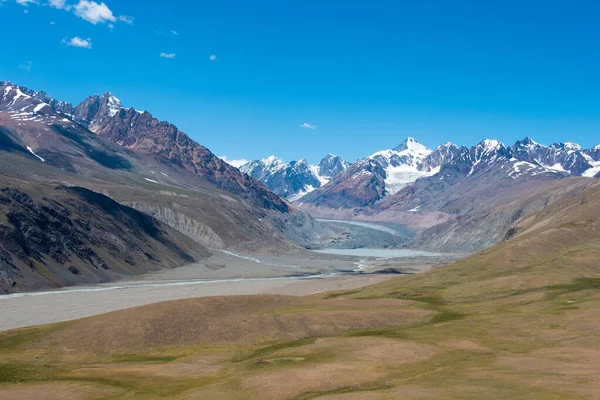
[300,137,458,208]
[74,92,124,129]
[0,82,75,133]
[511,138,600,176]
[367,137,439,195]
[0,81,74,117]
[240,155,350,200]
[299,137,600,210]
[316,154,350,181]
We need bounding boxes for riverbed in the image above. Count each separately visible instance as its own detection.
[314,248,445,258]
[0,249,461,332]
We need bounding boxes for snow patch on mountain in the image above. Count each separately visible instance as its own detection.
[368,137,434,194]
[105,94,121,117]
[33,102,48,113]
[309,165,329,186]
[26,146,45,162]
[385,165,440,194]
[288,185,315,202]
[582,153,600,177]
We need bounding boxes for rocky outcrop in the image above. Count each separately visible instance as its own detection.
[317,154,350,179]
[74,93,122,128]
[299,159,388,208]
[124,202,225,249]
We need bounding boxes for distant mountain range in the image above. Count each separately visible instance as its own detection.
[241,135,600,253]
[303,137,599,208]
[244,137,600,204]
[240,154,350,200]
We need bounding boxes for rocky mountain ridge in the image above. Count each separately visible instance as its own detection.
[240,154,350,200]
[0,80,346,292]
[298,137,600,210]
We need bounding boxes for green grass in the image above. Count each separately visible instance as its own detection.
[109,354,179,363]
[296,382,393,400]
[547,277,600,293]
[0,362,66,383]
[346,327,407,339]
[232,338,316,363]
[0,323,69,351]
[428,311,466,324]
[323,290,361,299]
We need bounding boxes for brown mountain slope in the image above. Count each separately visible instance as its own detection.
[0,176,208,293]
[0,82,331,258]
[74,94,289,212]
[409,177,600,252]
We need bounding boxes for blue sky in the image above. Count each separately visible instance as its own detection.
[2,0,600,165]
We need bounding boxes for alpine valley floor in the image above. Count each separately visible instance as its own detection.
[1,179,600,399]
[0,249,456,332]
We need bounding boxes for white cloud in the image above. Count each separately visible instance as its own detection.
[118,14,133,24]
[48,0,66,9]
[299,123,317,130]
[209,54,218,61]
[19,61,32,71]
[62,36,92,48]
[74,0,115,24]
[219,156,248,168]
[16,0,38,6]
[170,30,178,35]
[49,20,55,24]
[160,52,176,59]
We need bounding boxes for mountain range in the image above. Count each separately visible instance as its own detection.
[240,154,350,200]
[0,80,337,292]
[3,78,600,292]
[245,137,600,205]
[243,137,600,252]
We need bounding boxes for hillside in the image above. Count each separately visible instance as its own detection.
[0,176,208,293]
[297,137,600,252]
[1,178,600,398]
[0,81,345,292]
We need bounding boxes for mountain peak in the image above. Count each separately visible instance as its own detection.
[551,141,582,151]
[436,142,459,150]
[101,93,122,116]
[262,155,283,164]
[292,158,310,166]
[74,91,123,128]
[393,137,424,152]
[513,137,543,151]
[520,137,539,146]
[477,139,504,151]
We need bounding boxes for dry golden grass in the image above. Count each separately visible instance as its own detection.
[31,295,429,351]
[0,381,127,400]
[2,178,600,399]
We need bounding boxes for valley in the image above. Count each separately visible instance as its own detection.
[3,2,600,398]
[0,249,458,332]
[2,178,600,398]
[1,78,599,399]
